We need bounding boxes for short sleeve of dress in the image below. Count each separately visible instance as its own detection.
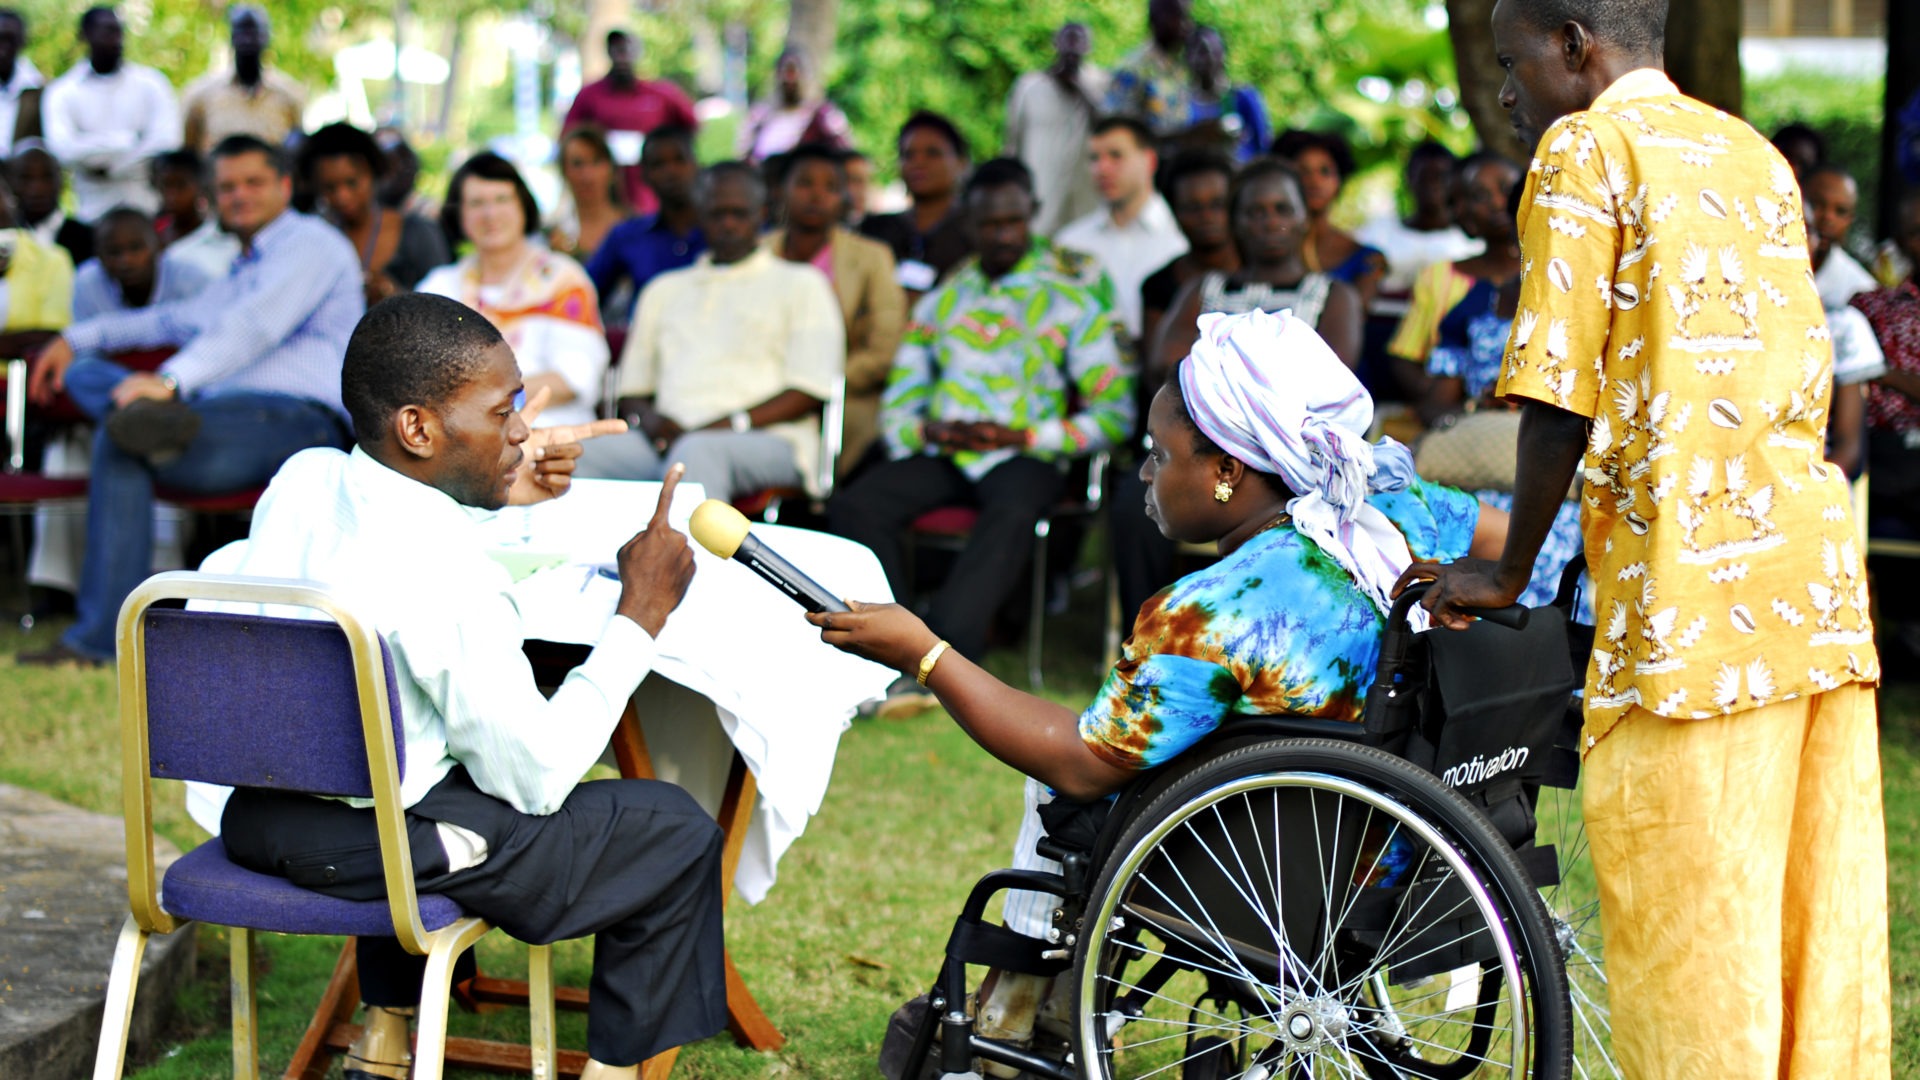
[1078,651,1242,772]
[1370,476,1479,562]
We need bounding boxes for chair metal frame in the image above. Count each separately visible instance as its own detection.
[737,375,846,524]
[95,571,558,1080]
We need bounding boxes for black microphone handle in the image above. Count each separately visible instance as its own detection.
[734,534,851,614]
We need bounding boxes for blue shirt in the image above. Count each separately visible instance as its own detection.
[72,249,214,323]
[584,213,705,318]
[61,210,364,417]
[1080,476,1480,771]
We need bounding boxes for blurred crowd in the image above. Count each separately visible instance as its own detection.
[4,0,1914,685]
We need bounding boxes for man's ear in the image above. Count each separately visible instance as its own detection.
[391,403,436,460]
[1560,19,1594,73]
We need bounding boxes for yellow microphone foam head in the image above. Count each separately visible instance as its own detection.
[689,498,751,559]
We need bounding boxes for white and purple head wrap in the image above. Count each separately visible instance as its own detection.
[1178,309,1422,616]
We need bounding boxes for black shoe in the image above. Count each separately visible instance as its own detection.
[106,398,201,465]
[16,641,106,668]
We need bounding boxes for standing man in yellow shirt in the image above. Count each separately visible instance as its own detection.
[1404,1,1891,1076]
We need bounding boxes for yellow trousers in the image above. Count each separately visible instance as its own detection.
[1582,682,1891,1079]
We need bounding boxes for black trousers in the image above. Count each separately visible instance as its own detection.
[827,453,1064,659]
[1108,465,1179,625]
[223,768,728,1066]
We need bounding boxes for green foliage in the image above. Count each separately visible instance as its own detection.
[1746,69,1886,247]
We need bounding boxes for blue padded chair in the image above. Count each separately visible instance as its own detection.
[93,571,559,1080]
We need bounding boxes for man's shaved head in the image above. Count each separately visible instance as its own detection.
[342,293,506,447]
[1510,0,1667,54]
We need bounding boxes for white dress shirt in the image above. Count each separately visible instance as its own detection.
[164,218,241,283]
[208,446,658,816]
[0,57,43,155]
[1053,193,1189,340]
[42,61,181,221]
[1005,67,1107,238]
[1815,247,1878,310]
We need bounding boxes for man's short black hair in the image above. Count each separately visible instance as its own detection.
[1229,156,1304,221]
[92,205,155,244]
[1159,147,1235,202]
[1511,0,1667,54]
[441,151,541,244]
[210,134,287,176]
[963,157,1033,202]
[1092,115,1157,152]
[342,293,506,447]
[1772,122,1827,164]
[1271,129,1357,181]
[641,122,695,160]
[0,9,25,32]
[299,122,388,183]
[1408,139,1457,171]
[697,160,767,207]
[1456,149,1521,182]
[784,141,845,181]
[606,28,632,49]
[898,110,969,162]
[1804,162,1855,187]
[78,5,113,35]
[149,147,203,185]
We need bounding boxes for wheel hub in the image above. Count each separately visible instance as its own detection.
[1277,995,1350,1054]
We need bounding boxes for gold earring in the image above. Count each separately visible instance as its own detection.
[1214,481,1233,503]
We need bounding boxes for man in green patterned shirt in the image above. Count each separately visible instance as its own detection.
[829,158,1132,714]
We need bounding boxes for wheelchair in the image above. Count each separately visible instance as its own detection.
[891,572,1617,1080]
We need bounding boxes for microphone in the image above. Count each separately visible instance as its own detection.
[688,499,850,614]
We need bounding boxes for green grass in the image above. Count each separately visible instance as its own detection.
[5,597,1917,1078]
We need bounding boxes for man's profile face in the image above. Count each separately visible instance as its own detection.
[1491,0,1587,153]
[213,150,291,239]
[640,138,697,206]
[98,220,158,294]
[697,174,763,262]
[1088,128,1155,208]
[11,152,59,222]
[968,183,1035,279]
[430,341,530,511]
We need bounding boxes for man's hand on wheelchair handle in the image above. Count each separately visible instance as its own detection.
[807,600,941,674]
[1393,557,1525,632]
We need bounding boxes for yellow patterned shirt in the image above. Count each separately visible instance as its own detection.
[1496,69,1878,750]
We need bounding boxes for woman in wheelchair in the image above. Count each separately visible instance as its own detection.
[812,310,1552,1077]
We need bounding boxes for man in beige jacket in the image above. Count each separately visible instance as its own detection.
[765,142,907,476]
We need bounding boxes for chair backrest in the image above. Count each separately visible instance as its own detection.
[142,608,405,797]
[115,571,430,946]
[816,376,846,502]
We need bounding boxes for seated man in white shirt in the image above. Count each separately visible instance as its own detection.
[1053,114,1188,351]
[212,293,725,1080]
[578,160,845,502]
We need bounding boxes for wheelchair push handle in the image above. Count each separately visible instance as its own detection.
[1390,581,1530,631]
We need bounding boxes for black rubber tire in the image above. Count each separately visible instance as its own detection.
[1069,738,1573,1080]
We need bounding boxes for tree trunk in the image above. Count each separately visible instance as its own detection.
[786,0,838,78]
[1663,0,1742,116]
[1445,0,1528,162]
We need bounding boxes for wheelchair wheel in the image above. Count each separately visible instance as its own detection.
[1070,739,1571,1079]
[1533,781,1620,1078]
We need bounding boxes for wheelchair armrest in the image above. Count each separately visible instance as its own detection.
[1032,839,1093,896]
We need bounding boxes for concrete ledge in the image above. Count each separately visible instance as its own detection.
[0,783,196,1080]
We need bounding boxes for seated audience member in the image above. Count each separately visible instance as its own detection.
[1386,152,1516,401]
[419,152,607,429]
[1054,115,1188,351]
[764,143,906,474]
[1122,157,1362,621]
[829,158,1130,716]
[149,148,239,280]
[759,150,792,232]
[842,147,872,227]
[1272,128,1385,305]
[373,124,434,218]
[1357,140,1481,398]
[860,111,973,304]
[584,123,703,328]
[548,125,630,263]
[216,292,724,1080]
[1804,163,1886,477]
[1412,171,1581,608]
[0,183,73,358]
[1137,149,1238,367]
[813,310,1499,1060]
[21,134,362,666]
[1855,190,1920,534]
[581,161,844,502]
[11,140,91,265]
[1771,121,1825,183]
[301,122,449,305]
[1397,153,1524,424]
[1182,26,1269,162]
[738,44,852,165]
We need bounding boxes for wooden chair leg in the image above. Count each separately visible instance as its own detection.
[90,915,152,1080]
[714,759,786,1052]
[231,927,261,1080]
[283,939,361,1080]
